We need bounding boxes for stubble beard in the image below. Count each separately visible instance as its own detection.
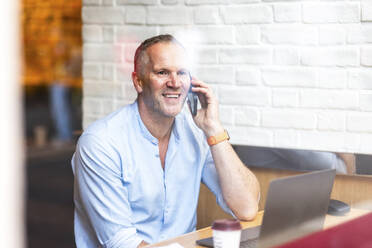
[141,91,186,119]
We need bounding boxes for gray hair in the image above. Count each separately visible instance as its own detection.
[133,34,184,76]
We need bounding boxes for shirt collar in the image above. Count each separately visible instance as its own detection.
[134,100,182,145]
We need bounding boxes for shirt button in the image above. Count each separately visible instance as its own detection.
[155,153,159,157]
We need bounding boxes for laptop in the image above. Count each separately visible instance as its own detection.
[196,169,336,248]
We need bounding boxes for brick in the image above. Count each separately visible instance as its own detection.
[194,66,234,84]
[262,67,317,87]
[303,3,360,24]
[83,25,102,42]
[124,43,137,63]
[123,83,138,100]
[228,126,273,147]
[82,7,124,24]
[274,130,298,148]
[83,63,102,79]
[84,81,116,98]
[361,47,372,66]
[362,2,372,21]
[360,92,372,111]
[261,25,318,45]
[116,64,132,82]
[84,44,123,62]
[117,0,157,5]
[319,26,346,45]
[298,131,345,152]
[102,100,115,115]
[103,64,114,81]
[343,133,361,152]
[349,69,372,90]
[83,0,101,6]
[300,90,359,110]
[235,107,260,126]
[219,47,272,65]
[317,111,346,131]
[103,26,114,42]
[194,26,234,44]
[193,47,218,64]
[116,26,157,43]
[83,98,102,115]
[159,26,201,44]
[318,68,347,89]
[125,6,146,24]
[185,0,228,5]
[102,0,113,6]
[83,115,101,128]
[162,0,178,4]
[221,5,273,24]
[229,0,260,3]
[273,47,300,65]
[219,106,234,126]
[301,47,359,66]
[273,3,301,23]
[236,25,260,45]
[194,6,221,24]
[272,89,298,108]
[360,134,372,154]
[348,113,372,132]
[236,67,261,86]
[114,100,129,111]
[147,7,192,25]
[219,86,270,106]
[347,25,372,44]
[113,83,125,99]
[262,109,316,129]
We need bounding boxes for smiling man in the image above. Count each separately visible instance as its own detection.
[72,34,260,248]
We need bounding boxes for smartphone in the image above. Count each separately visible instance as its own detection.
[187,75,198,116]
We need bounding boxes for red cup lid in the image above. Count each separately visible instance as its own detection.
[212,219,242,231]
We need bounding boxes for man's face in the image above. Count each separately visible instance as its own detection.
[136,42,191,118]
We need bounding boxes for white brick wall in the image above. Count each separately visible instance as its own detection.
[82,0,372,154]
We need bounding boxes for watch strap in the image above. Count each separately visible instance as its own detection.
[207,130,230,146]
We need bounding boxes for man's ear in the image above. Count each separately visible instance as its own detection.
[132,71,143,94]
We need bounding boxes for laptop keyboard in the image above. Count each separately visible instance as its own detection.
[240,238,258,248]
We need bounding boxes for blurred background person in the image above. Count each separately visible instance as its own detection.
[49,29,81,146]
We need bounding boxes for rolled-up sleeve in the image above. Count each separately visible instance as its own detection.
[73,133,143,248]
[200,150,235,217]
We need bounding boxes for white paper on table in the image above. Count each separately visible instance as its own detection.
[152,243,184,248]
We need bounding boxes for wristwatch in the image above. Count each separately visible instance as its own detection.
[207,130,230,146]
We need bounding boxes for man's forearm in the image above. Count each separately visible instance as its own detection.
[210,140,260,221]
[189,78,260,219]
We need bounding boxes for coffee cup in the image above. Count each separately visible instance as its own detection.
[212,219,242,248]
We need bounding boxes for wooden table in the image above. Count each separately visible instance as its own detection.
[148,208,370,248]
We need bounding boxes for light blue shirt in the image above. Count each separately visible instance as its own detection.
[72,101,232,248]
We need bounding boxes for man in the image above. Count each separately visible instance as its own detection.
[72,34,260,248]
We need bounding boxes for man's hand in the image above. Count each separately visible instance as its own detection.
[138,240,149,247]
[189,77,224,137]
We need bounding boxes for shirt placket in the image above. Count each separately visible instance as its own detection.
[149,137,168,242]
[158,132,178,241]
